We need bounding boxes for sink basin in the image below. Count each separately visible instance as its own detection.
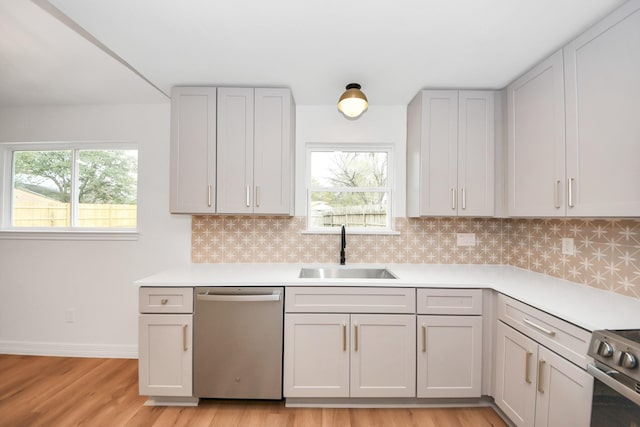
[299,267,398,279]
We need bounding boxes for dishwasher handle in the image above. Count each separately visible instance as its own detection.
[197,292,281,303]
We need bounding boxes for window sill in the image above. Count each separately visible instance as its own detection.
[0,230,139,241]
[302,229,400,236]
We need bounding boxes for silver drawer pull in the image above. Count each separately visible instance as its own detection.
[161,298,168,305]
[451,187,456,210]
[342,323,347,352]
[422,324,427,353]
[567,177,575,208]
[523,318,556,337]
[538,359,545,393]
[354,324,358,352]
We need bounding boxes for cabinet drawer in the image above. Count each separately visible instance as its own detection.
[417,288,482,315]
[497,294,590,368]
[285,287,415,313]
[139,287,194,314]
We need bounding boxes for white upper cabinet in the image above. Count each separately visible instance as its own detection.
[169,87,217,214]
[170,86,295,215]
[217,87,294,215]
[507,0,640,218]
[253,88,295,215]
[458,91,496,216]
[407,90,495,217]
[216,88,255,214]
[507,50,566,217]
[564,0,640,216]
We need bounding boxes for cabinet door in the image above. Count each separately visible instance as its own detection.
[253,88,294,215]
[417,90,459,216]
[458,91,495,217]
[507,50,566,217]
[283,313,350,398]
[217,87,254,214]
[169,87,216,213]
[139,314,193,397]
[417,315,482,398]
[564,1,640,216]
[534,346,593,427]
[350,314,416,398]
[495,322,537,427]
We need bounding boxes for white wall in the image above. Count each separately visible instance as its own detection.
[0,103,407,357]
[294,105,408,217]
[0,104,191,357]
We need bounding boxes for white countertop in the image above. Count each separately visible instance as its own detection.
[135,263,640,332]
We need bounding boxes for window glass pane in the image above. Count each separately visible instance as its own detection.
[12,150,72,227]
[310,191,388,228]
[78,150,138,228]
[310,151,388,188]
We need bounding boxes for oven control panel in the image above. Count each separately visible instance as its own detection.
[590,330,640,382]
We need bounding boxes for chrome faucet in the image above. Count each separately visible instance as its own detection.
[340,224,346,265]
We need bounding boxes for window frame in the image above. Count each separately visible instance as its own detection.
[305,143,395,234]
[0,141,139,240]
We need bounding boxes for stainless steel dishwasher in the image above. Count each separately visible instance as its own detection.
[194,287,283,399]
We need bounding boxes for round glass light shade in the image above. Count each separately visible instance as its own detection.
[338,84,368,118]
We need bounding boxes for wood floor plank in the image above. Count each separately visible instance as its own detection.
[0,355,508,427]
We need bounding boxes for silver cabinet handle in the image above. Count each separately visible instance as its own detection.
[207,185,212,207]
[354,324,358,352]
[523,318,556,337]
[568,177,575,208]
[422,324,427,353]
[183,324,188,352]
[537,359,545,393]
[554,180,561,209]
[342,323,347,352]
[245,186,251,207]
[160,298,168,305]
[525,351,532,384]
[461,188,466,210]
[197,292,281,302]
[451,188,456,210]
[255,186,260,207]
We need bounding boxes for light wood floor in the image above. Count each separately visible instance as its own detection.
[0,355,507,427]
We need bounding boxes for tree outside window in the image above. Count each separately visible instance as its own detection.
[12,148,138,228]
[308,148,391,231]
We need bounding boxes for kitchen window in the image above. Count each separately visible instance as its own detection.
[306,145,393,233]
[0,142,138,239]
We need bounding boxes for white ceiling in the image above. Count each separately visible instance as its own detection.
[0,0,626,107]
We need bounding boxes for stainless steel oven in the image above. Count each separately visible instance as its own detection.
[588,330,640,426]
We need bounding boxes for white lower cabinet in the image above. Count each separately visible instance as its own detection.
[416,315,482,398]
[350,314,416,398]
[283,313,350,397]
[494,321,593,427]
[138,287,194,401]
[284,313,416,398]
[138,314,193,397]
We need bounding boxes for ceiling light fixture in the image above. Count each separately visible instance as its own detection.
[337,83,368,118]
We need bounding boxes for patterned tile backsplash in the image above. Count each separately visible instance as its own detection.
[192,216,640,299]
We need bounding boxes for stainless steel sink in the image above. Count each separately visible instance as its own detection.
[299,267,397,279]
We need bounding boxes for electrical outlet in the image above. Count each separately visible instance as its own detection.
[561,238,575,256]
[65,308,76,323]
[457,233,476,247]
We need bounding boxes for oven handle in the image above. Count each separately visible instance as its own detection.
[587,363,640,406]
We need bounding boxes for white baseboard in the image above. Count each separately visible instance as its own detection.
[0,340,137,359]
